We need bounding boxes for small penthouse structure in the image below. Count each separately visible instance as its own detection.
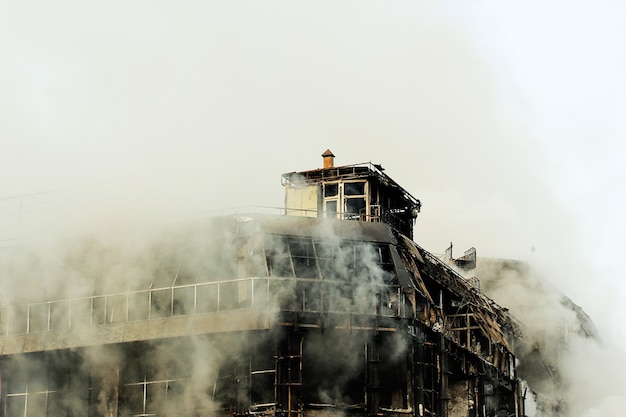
[282,150,421,239]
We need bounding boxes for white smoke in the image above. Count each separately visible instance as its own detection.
[474,258,626,417]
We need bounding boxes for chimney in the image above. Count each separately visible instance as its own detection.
[322,149,335,169]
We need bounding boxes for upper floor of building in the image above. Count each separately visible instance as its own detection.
[281,150,421,239]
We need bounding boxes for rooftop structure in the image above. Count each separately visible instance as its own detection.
[281,150,421,239]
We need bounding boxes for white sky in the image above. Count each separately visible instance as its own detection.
[1,1,625,344]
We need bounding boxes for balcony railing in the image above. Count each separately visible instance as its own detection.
[0,277,405,336]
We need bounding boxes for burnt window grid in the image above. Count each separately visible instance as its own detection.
[151,256,182,290]
[286,237,323,310]
[246,236,270,277]
[249,343,276,407]
[340,241,365,274]
[172,262,200,286]
[372,244,393,271]
[323,182,339,197]
[172,283,196,316]
[323,181,340,219]
[5,388,58,417]
[343,180,367,220]
[92,296,106,325]
[314,239,341,280]
[149,287,174,319]
[4,360,69,417]
[378,285,402,317]
[264,235,295,277]
[372,244,397,287]
[124,377,182,416]
[150,262,203,317]
[287,237,320,279]
[234,235,268,278]
[105,292,129,323]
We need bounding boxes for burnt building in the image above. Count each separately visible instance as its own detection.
[0,151,525,417]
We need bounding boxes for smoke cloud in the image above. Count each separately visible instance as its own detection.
[473,259,626,416]
[0,1,623,416]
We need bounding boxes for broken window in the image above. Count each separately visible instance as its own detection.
[343,181,367,220]
[315,240,341,280]
[265,236,294,277]
[344,198,366,219]
[2,352,75,417]
[288,237,318,278]
[120,341,192,417]
[124,379,177,416]
[302,332,366,406]
[173,264,198,286]
[324,182,339,197]
[92,296,106,325]
[152,257,180,289]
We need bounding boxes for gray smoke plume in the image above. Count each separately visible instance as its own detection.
[0,213,399,415]
[472,258,626,417]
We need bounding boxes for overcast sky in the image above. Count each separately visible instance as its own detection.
[1,1,625,345]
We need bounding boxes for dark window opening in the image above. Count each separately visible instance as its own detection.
[345,198,366,218]
[92,296,105,325]
[324,183,338,197]
[303,333,365,406]
[344,181,366,196]
[288,238,318,279]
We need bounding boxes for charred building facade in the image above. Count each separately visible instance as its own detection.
[0,152,525,417]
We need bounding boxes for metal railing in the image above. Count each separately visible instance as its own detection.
[0,277,406,336]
